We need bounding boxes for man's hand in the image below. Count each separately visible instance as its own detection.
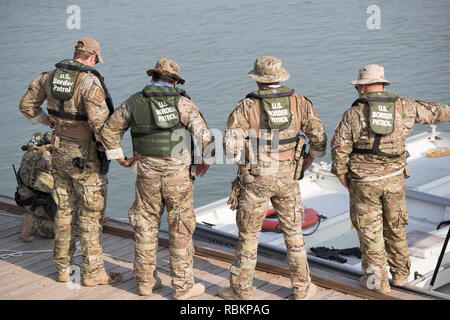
[117,156,136,168]
[41,115,52,127]
[195,163,210,177]
[101,214,109,224]
[303,154,315,171]
[338,173,349,190]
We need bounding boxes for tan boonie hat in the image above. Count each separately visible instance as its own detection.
[146,58,185,85]
[248,56,290,83]
[350,64,391,86]
[75,38,103,64]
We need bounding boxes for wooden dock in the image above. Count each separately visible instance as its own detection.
[0,199,433,301]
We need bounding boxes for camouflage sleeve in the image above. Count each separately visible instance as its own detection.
[79,74,110,136]
[400,98,450,136]
[19,72,49,124]
[99,101,132,160]
[298,96,327,158]
[331,109,353,175]
[223,99,251,163]
[178,96,215,164]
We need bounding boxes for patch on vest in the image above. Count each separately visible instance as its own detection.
[368,99,396,135]
[262,97,292,130]
[51,68,79,101]
[150,99,181,129]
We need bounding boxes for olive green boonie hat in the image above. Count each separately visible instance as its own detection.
[75,38,103,64]
[350,64,391,86]
[248,56,290,83]
[146,58,185,85]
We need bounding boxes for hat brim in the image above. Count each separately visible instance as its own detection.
[146,69,185,85]
[97,54,104,64]
[247,68,290,83]
[350,79,391,86]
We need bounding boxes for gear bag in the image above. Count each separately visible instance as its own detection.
[14,133,56,219]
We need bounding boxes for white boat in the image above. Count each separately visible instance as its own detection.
[195,125,450,297]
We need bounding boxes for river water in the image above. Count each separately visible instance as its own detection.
[0,0,449,220]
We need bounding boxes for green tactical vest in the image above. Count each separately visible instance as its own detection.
[351,92,403,158]
[129,85,191,157]
[49,59,114,121]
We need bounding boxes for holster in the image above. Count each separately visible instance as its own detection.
[97,149,111,175]
[227,175,243,211]
[294,135,307,180]
[189,164,197,181]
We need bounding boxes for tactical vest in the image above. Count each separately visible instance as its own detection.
[245,86,301,162]
[48,59,114,122]
[351,92,405,158]
[129,85,191,157]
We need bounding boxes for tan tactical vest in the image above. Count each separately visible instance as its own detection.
[246,87,301,162]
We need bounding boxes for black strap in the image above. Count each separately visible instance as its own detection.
[352,134,404,158]
[351,96,398,107]
[248,134,299,146]
[246,88,294,100]
[48,109,88,121]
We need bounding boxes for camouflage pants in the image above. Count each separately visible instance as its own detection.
[128,165,196,293]
[231,161,311,297]
[51,138,107,278]
[349,174,411,286]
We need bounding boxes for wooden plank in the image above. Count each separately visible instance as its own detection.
[0,197,26,214]
[0,220,21,232]
[0,199,434,300]
[31,238,136,300]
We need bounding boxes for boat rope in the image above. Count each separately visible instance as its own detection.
[303,215,327,236]
[0,249,53,259]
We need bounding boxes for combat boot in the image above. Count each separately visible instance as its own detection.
[57,272,70,282]
[21,213,34,243]
[218,287,252,300]
[392,274,409,287]
[360,276,391,294]
[173,283,205,300]
[83,271,123,287]
[294,283,317,300]
[138,275,163,296]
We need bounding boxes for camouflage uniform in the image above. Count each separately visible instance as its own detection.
[331,64,450,291]
[18,39,113,282]
[100,58,214,297]
[222,56,327,299]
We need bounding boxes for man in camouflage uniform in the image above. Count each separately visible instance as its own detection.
[219,56,327,300]
[19,38,122,286]
[331,64,450,293]
[99,58,215,299]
